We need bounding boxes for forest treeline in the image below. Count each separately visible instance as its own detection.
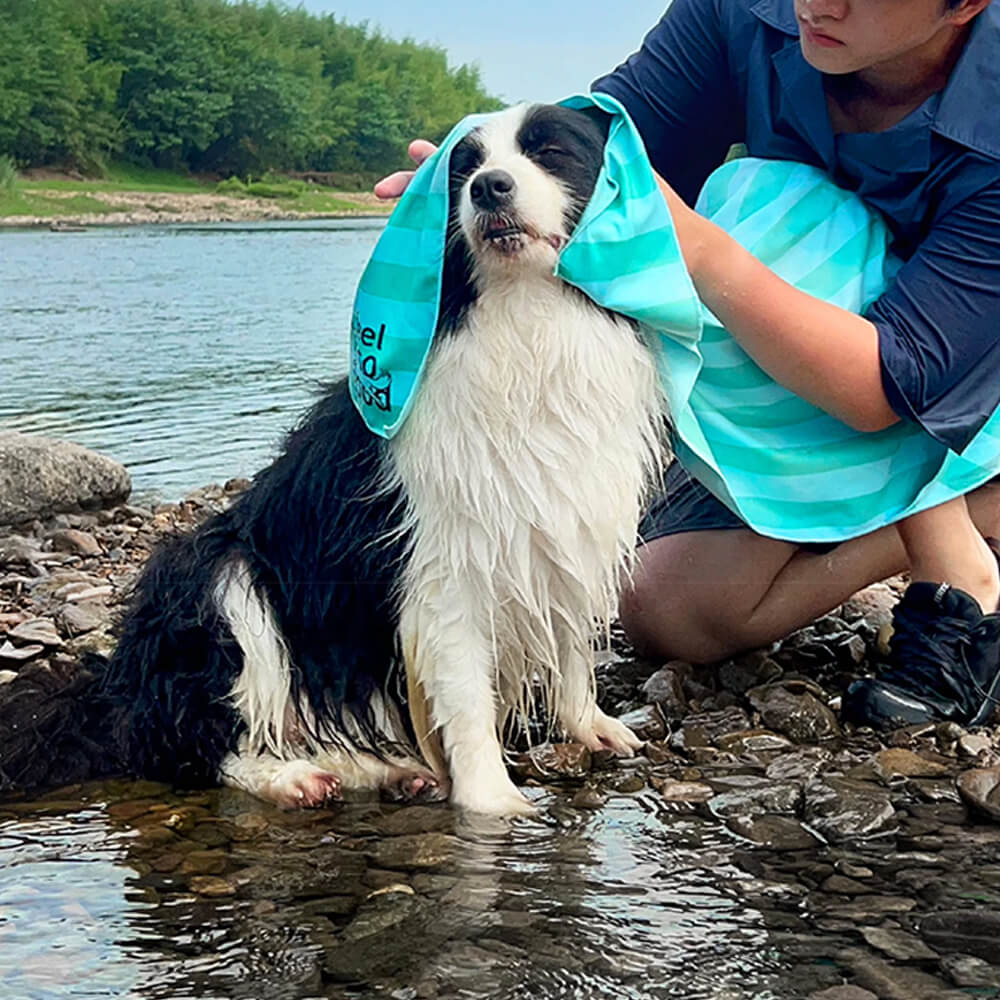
[0,0,502,177]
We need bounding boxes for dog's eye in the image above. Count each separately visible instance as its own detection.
[536,145,568,157]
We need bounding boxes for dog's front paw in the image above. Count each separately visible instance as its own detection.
[450,780,537,817]
[267,760,343,809]
[382,767,450,804]
[571,708,642,757]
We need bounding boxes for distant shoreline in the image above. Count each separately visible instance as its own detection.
[0,188,393,229]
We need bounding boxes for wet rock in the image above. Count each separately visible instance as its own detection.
[615,705,665,742]
[640,661,689,717]
[838,948,966,999]
[0,669,17,684]
[748,682,840,743]
[323,894,455,981]
[860,926,937,961]
[658,779,715,804]
[509,742,592,781]
[367,833,457,871]
[708,781,802,820]
[179,850,227,876]
[371,806,454,837]
[821,875,874,896]
[939,953,1000,988]
[804,777,896,843]
[671,706,750,751]
[873,748,949,782]
[727,815,822,850]
[766,746,832,783]
[0,432,131,523]
[47,528,102,556]
[717,729,793,755]
[920,909,1000,961]
[188,875,236,897]
[958,732,992,758]
[956,766,1000,821]
[570,787,606,809]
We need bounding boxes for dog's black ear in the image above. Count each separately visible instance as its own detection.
[574,105,612,145]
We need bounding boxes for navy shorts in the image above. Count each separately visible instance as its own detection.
[639,461,838,553]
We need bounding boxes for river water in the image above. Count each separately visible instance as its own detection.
[1,221,379,502]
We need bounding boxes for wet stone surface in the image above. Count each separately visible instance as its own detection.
[4,500,1000,995]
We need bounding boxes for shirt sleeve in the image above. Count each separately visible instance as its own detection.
[591,0,744,206]
[868,178,1000,454]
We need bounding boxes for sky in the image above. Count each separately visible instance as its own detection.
[298,0,670,104]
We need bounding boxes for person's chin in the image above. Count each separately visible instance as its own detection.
[799,37,857,74]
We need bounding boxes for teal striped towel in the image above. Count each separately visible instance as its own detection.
[350,93,1000,542]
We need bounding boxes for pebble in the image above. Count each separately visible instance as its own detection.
[47,528,102,556]
[748,683,841,743]
[658,780,715,804]
[804,777,896,843]
[956,766,1000,821]
[0,640,45,662]
[8,618,63,648]
[509,742,592,781]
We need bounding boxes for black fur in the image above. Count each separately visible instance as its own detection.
[99,380,411,787]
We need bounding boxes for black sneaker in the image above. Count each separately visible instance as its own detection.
[842,581,1000,730]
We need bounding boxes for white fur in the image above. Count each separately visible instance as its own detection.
[391,107,665,813]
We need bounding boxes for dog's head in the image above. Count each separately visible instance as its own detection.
[438,103,609,332]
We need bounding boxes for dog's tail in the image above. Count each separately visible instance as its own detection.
[0,651,122,794]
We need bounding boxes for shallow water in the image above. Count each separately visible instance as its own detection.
[0,221,382,503]
[0,780,807,1000]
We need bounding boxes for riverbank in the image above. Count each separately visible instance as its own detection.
[0,165,392,228]
[4,467,1000,994]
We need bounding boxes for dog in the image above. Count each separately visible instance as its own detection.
[85,103,666,816]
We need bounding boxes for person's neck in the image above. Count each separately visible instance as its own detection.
[825,22,970,133]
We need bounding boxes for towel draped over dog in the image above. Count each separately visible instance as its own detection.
[350,92,1000,544]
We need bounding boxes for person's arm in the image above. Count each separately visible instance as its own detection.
[661,178,897,431]
[661,175,1000,445]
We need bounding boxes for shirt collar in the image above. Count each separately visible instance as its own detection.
[749,0,1000,160]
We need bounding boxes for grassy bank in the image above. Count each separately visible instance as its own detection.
[0,163,391,225]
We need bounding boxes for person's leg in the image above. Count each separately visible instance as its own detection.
[621,479,1000,665]
[620,523,905,663]
[897,494,1000,612]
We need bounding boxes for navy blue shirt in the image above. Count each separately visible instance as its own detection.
[593,0,1000,453]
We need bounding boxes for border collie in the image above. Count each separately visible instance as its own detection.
[93,104,665,816]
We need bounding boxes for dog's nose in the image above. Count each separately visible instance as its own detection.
[470,169,516,208]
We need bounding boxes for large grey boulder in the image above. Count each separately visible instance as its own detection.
[0,432,131,525]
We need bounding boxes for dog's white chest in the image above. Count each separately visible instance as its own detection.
[391,279,663,634]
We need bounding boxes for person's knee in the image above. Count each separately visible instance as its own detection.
[619,568,750,664]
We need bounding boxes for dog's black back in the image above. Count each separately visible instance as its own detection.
[102,381,410,785]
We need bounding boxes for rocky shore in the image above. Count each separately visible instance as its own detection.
[4,436,1000,997]
[0,188,390,228]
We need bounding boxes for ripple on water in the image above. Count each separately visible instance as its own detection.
[0,784,794,1000]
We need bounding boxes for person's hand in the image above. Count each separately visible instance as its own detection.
[373,140,439,199]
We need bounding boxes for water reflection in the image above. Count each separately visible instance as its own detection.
[0,783,793,1000]
[0,221,384,503]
